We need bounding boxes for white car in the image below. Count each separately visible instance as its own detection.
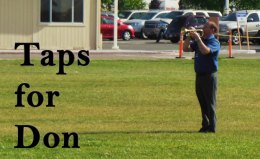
[219,10,260,45]
[124,10,171,38]
[118,10,148,22]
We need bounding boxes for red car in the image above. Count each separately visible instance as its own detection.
[101,16,135,40]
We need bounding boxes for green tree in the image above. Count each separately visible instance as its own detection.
[101,0,113,11]
[118,0,146,10]
[101,0,147,11]
[179,0,225,12]
[179,0,260,14]
[232,0,260,10]
[149,0,161,9]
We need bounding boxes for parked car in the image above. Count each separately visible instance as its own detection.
[255,30,260,44]
[196,10,222,18]
[219,10,260,45]
[124,10,171,38]
[143,10,194,40]
[164,15,208,43]
[118,10,148,22]
[101,16,135,41]
[101,12,115,18]
[143,10,221,41]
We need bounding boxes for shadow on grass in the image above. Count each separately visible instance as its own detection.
[79,130,198,135]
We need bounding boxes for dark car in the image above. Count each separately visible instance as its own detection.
[164,15,208,43]
[144,10,221,42]
[101,16,135,41]
[144,19,169,40]
[255,30,260,45]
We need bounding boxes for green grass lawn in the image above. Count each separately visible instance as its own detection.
[0,59,259,158]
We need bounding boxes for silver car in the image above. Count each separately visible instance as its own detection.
[124,10,171,38]
[118,10,148,22]
[219,10,260,45]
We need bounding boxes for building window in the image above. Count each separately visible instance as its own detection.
[41,0,83,23]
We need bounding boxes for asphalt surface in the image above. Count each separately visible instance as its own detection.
[103,39,260,52]
[0,39,260,60]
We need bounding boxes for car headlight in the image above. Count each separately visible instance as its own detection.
[132,22,140,26]
[128,25,134,30]
[125,22,139,27]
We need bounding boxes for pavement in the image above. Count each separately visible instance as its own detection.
[0,49,259,60]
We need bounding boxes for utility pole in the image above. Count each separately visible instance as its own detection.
[224,0,229,15]
[112,0,119,50]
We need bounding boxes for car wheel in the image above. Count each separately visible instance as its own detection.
[141,30,148,39]
[122,31,131,41]
[156,30,164,43]
[254,30,260,45]
[170,37,179,43]
[232,30,241,45]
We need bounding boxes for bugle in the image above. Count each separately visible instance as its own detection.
[181,27,203,37]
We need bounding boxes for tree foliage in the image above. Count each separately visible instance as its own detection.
[118,0,146,10]
[102,0,260,13]
[178,0,260,14]
[232,0,260,10]
[149,0,161,10]
[101,0,147,11]
[101,0,113,11]
[179,0,225,12]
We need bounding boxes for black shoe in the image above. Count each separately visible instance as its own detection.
[198,127,208,133]
[206,128,215,133]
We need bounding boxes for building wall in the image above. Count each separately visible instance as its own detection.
[0,0,101,50]
[0,0,33,49]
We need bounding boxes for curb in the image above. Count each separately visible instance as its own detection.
[0,49,256,54]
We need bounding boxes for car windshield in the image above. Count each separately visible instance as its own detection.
[129,12,147,19]
[118,11,131,19]
[221,12,237,21]
[139,12,158,20]
[165,11,184,19]
[101,17,114,25]
[156,13,169,18]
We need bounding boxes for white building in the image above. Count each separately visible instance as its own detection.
[0,0,102,50]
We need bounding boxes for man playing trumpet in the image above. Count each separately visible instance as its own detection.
[183,21,220,133]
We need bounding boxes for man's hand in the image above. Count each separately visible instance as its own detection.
[189,31,201,42]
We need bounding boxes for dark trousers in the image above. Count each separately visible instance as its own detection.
[196,72,217,131]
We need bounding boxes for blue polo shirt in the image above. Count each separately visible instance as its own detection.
[191,35,220,74]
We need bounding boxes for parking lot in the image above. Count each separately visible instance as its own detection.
[103,38,260,53]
